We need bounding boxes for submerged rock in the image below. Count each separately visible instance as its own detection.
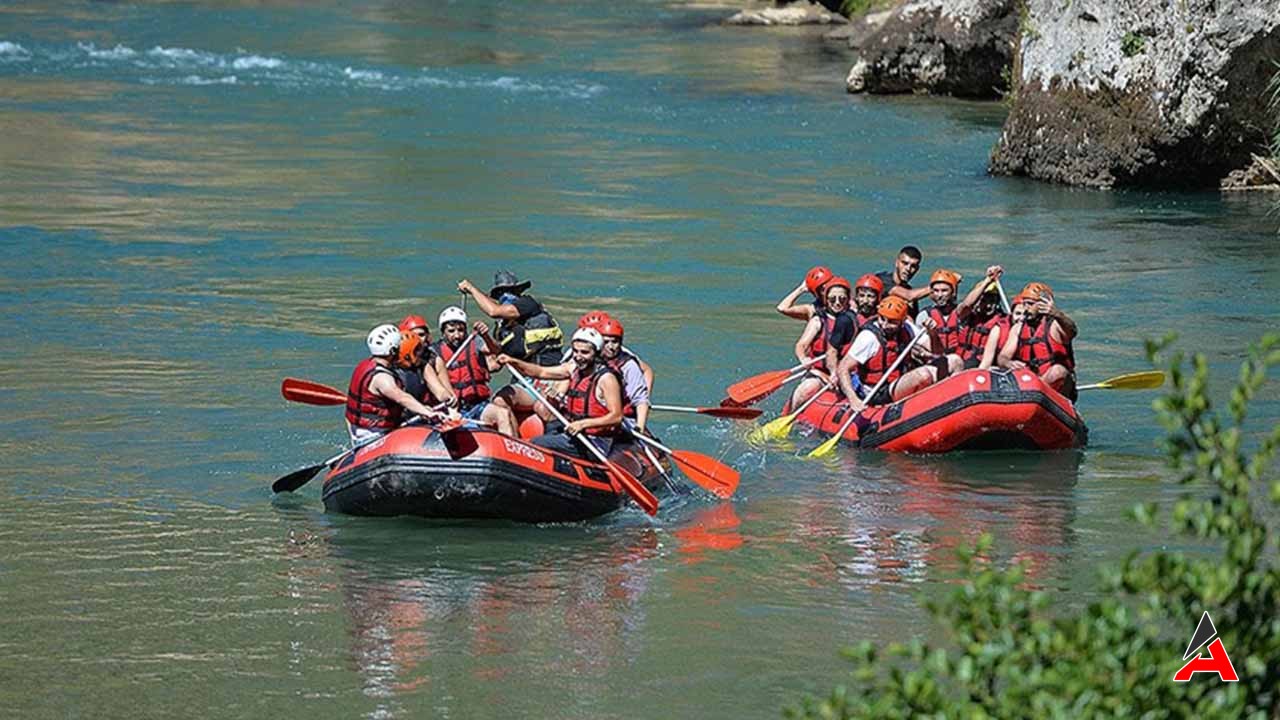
[990,0,1280,188]
[843,0,1017,99]
[725,1,849,26]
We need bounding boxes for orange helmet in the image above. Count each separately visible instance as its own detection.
[1021,281,1053,299]
[398,314,429,333]
[397,331,422,367]
[578,311,611,329]
[598,318,624,339]
[805,265,833,295]
[855,273,884,297]
[877,295,910,322]
[824,276,851,295]
[930,269,960,290]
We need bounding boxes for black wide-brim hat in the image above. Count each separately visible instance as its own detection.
[489,270,532,299]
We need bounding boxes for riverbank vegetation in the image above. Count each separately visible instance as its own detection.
[788,335,1280,718]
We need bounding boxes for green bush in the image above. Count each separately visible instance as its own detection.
[1121,31,1145,57]
[787,335,1280,719]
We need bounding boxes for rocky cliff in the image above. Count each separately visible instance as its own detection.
[989,0,1280,188]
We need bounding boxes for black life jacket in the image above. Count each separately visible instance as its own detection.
[495,294,563,366]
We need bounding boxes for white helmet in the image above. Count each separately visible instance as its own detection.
[438,305,467,329]
[366,323,401,357]
[571,327,603,352]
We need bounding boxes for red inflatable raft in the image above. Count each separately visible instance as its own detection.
[790,368,1087,452]
[321,423,669,523]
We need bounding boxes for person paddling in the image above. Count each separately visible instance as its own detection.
[836,296,955,412]
[788,276,857,411]
[775,266,833,321]
[496,328,626,459]
[997,282,1078,400]
[345,324,451,443]
[431,306,518,437]
[954,267,1008,369]
[597,317,653,434]
[459,270,565,420]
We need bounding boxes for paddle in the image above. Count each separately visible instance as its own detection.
[994,277,1011,314]
[625,424,740,499]
[650,404,762,420]
[281,378,345,406]
[1077,370,1165,391]
[725,357,822,406]
[748,378,835,443]
[808,325,927,459]
[271,411,452,494]
[505,365,659,516]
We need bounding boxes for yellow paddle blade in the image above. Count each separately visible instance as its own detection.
[1083,370,1166,391]
[807,431,843,459]
[758,413,798,441]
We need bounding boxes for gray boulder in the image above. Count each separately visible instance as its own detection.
[844,0,1018,99]
[989,0,1280,188]
[725,2,849,26]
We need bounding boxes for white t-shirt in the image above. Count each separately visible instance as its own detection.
[849,321,919,365]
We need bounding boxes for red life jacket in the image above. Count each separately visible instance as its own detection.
[345,357,403,431]
[606,350,643,418]
[858,322,915,386]
[434,338,491,406]
[956,313,1005,362]
[1015,317,1075,374]
[807,309,836,359]
[854,311,877,333]
[925,303,963,354]
[564,363,622,436]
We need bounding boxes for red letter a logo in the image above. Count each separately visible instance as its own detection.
[1173,612,1239,683]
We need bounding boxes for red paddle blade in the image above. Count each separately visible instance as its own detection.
[725,368,795,405]
[282,378,346,406]
[608,464,658,516]
[696,406,762,420]
[670,450,740,499]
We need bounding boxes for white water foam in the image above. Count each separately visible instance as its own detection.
[0,40,30,58]
[78,42,137,60]
[231,55,283,70]
[5,40,605,99]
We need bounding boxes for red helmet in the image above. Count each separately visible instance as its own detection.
[805,266,833,295]
[824,276,852,295]
[597,318,624,339]
[398,314,428,333]
[578,310,612,329]
[855,273,884,297]
[877,296,910,322]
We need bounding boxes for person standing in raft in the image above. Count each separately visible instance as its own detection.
[876,245,931,319]
[997,282,1078,400]
[431,306,518,437]
[458,270,565,418]
[787,276,858,411]
[495,328,625,459]
[836,296,954,412]
[394,330,457,408]
[345,324,452,443]
[775,266,833,321]
[596,317,653,434]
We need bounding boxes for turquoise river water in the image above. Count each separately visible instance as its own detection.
[1,1,1278,718]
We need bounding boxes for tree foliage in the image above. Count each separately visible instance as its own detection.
[788,335,1280,719]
